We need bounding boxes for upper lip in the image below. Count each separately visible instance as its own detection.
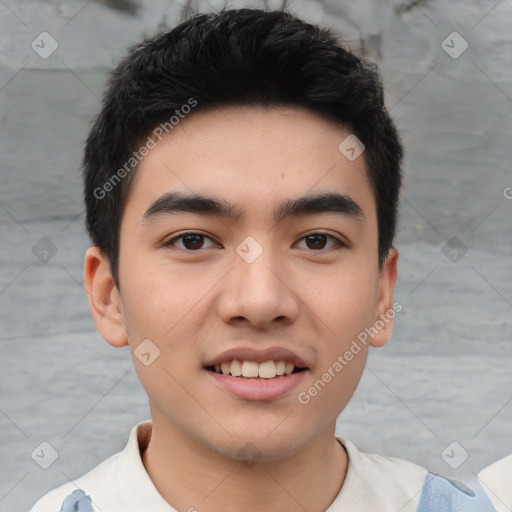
[204,346,309,368]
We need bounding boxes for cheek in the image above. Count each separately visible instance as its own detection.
[119,262,174,341]
[120,260,213,348]
[120,266,201,404]
[303,266,378,341]
[298,339,368,424]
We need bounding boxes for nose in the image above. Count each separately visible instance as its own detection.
[216,242,300,330]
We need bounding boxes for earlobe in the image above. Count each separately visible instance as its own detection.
[369,248,399,348]
[83,246,128,348]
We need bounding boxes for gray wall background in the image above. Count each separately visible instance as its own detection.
[1,0,511,510]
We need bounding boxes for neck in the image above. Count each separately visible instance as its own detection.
[141,414,347,512]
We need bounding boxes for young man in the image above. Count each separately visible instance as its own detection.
[479,455,512,512]
[30,8,496,512]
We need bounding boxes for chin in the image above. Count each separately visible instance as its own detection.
[211,429,311,464]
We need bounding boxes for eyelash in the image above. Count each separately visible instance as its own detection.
[163,231,347,252]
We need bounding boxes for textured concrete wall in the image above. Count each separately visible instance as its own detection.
[1,1,511,510]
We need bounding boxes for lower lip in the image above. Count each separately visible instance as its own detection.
[204,369,308,401]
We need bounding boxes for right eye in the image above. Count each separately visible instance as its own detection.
[163,231,218,251]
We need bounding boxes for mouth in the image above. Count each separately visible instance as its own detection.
[203,348,310,401]
[205,359,308,379]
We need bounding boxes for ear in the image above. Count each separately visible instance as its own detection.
[369,247,399,348]
[84,246,128,348]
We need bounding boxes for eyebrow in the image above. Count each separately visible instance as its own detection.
[142,191,365,225]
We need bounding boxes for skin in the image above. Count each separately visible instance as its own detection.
[84,106,398,512]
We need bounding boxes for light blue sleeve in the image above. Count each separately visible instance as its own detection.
[417,473,497,512]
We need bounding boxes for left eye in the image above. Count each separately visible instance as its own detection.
[164,232,344,252]
[295,233,344,251]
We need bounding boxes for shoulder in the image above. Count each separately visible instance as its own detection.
[334,437,428,511]
[478,454,512,512]
[28,421,153,512]
[28,452,121,512]
[341,436,428,482]
[333,438,497,512]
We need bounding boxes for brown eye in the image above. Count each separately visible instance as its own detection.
[305,234,328,250]
[164,232,216,251]
[297,233,345,251]
[181,234,204,250]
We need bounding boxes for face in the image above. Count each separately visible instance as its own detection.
[85,106,398,462]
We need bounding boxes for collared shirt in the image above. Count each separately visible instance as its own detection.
[29,421,496,512]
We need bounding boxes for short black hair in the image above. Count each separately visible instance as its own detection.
[83,8,403,288]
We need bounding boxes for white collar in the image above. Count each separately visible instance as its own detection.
[113,420,426,512]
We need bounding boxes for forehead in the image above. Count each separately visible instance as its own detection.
[123,106,375,224]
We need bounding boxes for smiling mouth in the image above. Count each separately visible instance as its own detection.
[206,360,307,379]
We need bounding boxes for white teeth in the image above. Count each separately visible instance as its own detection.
[213,359,301,378]
[259,361,277,379]
[241,361,259,378]
[221,362,230,375]
[230,359,242,377]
